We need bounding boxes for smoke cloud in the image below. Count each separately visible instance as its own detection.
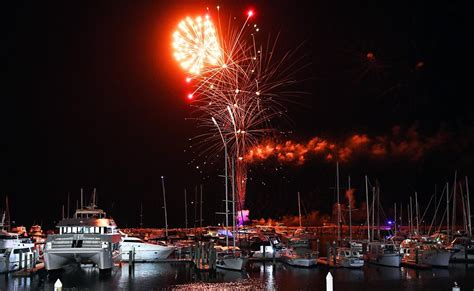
[245,125,451,165]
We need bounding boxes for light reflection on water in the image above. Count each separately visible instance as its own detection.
[1,262,474,290]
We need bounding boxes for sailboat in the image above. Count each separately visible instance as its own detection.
[215,150,246,271]
[366,183,402,267]
[281,192,318,267]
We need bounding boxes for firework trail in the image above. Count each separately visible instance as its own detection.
[172,8,302,211]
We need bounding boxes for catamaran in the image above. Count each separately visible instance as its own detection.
[44,195,121,272]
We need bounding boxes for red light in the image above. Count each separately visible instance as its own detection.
[247,10,254,17]
[187,93,194,100]
[185,77,191,83]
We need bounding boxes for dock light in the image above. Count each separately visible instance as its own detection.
[387,220,393,225]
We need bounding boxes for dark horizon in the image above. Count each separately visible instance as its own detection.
[3,1,473,230]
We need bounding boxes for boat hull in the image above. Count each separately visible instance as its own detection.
[216,256,246,271]
[44,248,121,270]
[121,247,174,262]
[368,253,401,267]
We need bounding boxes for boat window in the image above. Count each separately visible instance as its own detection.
[345,251,350,256]
[95,227,100,234]
[0,249,6,254]
[72,227,77,233]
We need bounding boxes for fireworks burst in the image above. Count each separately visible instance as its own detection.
[172,15,222,75]
[172,8,303,211]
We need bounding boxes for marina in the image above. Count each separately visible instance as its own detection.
[5,0,473,290]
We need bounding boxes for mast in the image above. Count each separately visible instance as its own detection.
[365,175,370,242]
[200,184,203,228]
[466,177,472,237]
[184,188,188,229]
[377,183,380,240]
[62,205,65,220]
[298,191,302,228]
[140,202,143,228]
[5,196,10,232]
[224,144,229,249]
[80,188,84,209]
[394,203,397,237]
[336,162,341,242]
[460,182,468,234]
[409,196,413,236]
[348,176,352,242]
[161,176,168,237]
[371,186,375,241]
[415,192,419,235]
[231,157,236,251]
[92,187,97,207]
[194,186,197,230]
[453,171,457,235]
[400,202,403,234]
[67,192,70,218]
[447,182,450,240]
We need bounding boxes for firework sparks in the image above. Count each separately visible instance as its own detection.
[172,8,302,211]
[172,15,222,75]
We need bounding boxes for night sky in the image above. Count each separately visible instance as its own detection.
[3,1,474,229]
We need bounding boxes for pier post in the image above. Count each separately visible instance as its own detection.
[326,272,333,291]
[452,282,460,291]
[19,252,23,270]
[415,248,419,265]
[54,279,63,291]
[332,241,337,266]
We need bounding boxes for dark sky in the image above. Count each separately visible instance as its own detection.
[3,1,474,229]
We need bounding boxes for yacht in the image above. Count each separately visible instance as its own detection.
[400,238,452,267]
[367,241,402,267]
[121,236,174,262]
[215,246,247,271]
[319,246,364,268]
[0,230,35,273]
[44,204,121,272]
[281,248,318,267]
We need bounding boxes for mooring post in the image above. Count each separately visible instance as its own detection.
[19,252,23,270]
[326,272,333,291]
[332,241,337,266]
[54,279,63,291]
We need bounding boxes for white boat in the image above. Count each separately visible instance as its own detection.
[215,246,247,271]
[320,246,364,268]
[0,231,35,273]
[44,203,122,272]
[121,236,174,262]
[400,239,453,267]
[216,253,247,271]
[281,248,318,267]
[367,242,401,267]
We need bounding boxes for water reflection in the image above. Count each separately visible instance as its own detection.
[1,262,474,290]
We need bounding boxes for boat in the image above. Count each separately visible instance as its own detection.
[121,236,174,262]
[400,238,453,268]
[215,246,247,271]
[367,241,402,267]
[318,246,364,268]
[0,230,36,273]
[44,199,122,272]
[281,248,318,267]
